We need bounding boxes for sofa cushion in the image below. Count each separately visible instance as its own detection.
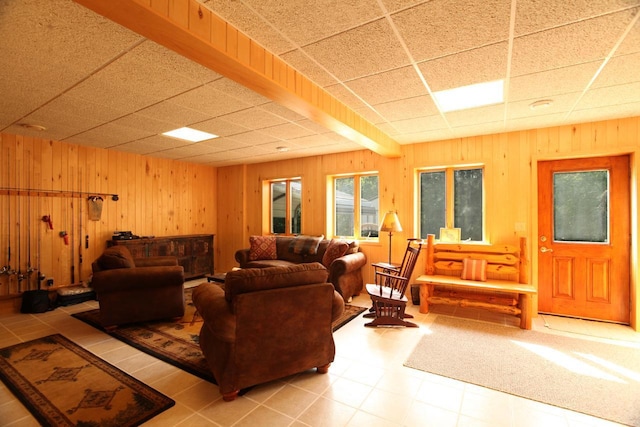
[225,263,329,303]
[288,235,324,256]
[249,235,277,261]
[97,246,135,270]
[322,239,349,268]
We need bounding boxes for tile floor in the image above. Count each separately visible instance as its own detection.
[1,280,639,427]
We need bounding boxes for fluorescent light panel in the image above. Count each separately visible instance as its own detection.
[433,80,504,113]
[162,127,218,142]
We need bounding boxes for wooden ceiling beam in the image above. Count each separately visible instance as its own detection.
[73,0,401,158]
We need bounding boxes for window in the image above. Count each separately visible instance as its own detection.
[270,179,301,234]
[334,174,379,239]
[418,167,484,242]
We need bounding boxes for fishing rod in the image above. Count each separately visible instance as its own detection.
[1,151,14,276]
[16,158,26,292]
[78,174,83,285]
[70,198,75,285]
[26,154,34,290]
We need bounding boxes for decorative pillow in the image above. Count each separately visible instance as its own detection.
[461,258,488,282]
[249,235,277,261]
[288,235,324,256]
[322,239,349,268]
[97,246,135,270]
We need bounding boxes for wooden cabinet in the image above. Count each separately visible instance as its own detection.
[107,234,214,280]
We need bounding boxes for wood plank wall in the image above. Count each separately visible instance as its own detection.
[216,116,640,328]
[0,133,216,310]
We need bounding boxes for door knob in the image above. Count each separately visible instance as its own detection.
[540,246,553,253]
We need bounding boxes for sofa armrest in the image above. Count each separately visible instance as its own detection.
[235,248,251,267]
[135,256,178,267]
[92,266,184,293]
[332,291,345,321]
[328,252,367,280]
[192,283,236,342]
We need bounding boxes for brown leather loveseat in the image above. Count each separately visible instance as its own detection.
[192,263,344,401]
[91,245,185,329]
[235,235,367,302]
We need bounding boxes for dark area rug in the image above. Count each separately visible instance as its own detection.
[73,288,365,384]
[0,334,174,427]
[404,316,640,426]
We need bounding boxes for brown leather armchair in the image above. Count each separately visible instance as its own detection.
[192,263,345,401]
[91,245,185,329]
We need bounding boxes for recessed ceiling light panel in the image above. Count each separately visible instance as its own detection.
[433,80,504,113]
[162,127,218,142]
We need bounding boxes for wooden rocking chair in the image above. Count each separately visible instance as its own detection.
[364,239,423,327]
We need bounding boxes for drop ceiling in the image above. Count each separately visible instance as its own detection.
[1,0,639,167]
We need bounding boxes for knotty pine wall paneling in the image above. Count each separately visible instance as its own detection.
[215,116,639,329]
[0,133,216,313]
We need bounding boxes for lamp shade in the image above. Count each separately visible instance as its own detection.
[379,211,402,233]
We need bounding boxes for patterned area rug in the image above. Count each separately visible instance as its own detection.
[0,334,174,426]
[73,288,366,384]
[404,316,640,426]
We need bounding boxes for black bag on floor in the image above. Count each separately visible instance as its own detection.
[21,290,51,313]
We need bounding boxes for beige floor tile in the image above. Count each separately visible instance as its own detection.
[174,379,222,411]
[263,384,319,418]
[297,395,358,427]
[322,377,373,408]
[199,397,260,427]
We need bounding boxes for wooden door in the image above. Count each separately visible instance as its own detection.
[537,156,630,323]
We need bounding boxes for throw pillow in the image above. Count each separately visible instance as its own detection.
[289,235,324,256]
[97,246,135,270]
[249,235,277,261]
[461,258,488,281]
[322,239,349,268]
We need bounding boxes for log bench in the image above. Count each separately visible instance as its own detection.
[416,235,536,329]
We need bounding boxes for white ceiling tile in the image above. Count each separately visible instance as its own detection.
[303,19,410,81]
[514,0,638,36]
[240,0,383,46]
[507,92,582,119]
[511,11,635,76]
[198,0,295,55]
[508,62,601,101]
[445,103,506,127]
[392,0,512,61]
[592,52,640,87]
[345,66,427,105]
[374,96,439,122]
[170,86,251,117]
[280,49,339,87]
[419,43,508,92]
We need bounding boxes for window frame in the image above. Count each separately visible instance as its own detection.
[268,177,302,235]
[417,165,485,242]
[331,172,379,240]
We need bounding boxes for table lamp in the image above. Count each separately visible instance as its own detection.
[379,211,402,265]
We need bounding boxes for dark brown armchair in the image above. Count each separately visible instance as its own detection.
[91,245,185,329]
[192,263,344,401]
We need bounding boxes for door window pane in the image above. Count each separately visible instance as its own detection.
[419,171,446,238]
[553,171,608,243]
[454,168,483,241]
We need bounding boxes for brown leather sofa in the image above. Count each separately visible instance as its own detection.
[235,236,367,302]
[91,245,185,329]
[192,263,345,401]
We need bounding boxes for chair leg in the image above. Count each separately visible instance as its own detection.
[222,390,239,401]
[317,363,331,374]
[364,316,418,328]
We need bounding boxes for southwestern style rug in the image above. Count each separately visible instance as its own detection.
[73,288,366,384]
[0,334,174,426]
